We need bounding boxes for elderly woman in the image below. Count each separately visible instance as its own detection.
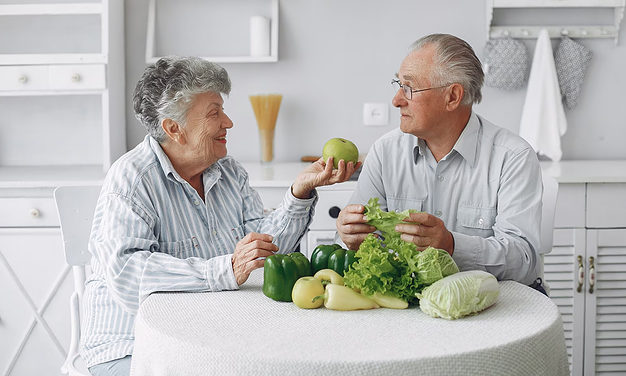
[83,56,358,376]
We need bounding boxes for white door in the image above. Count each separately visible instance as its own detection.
[0,228,71,376]
[543,228,586,376]
[584,229,626,376]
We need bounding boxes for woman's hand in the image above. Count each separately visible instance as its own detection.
[232,232,278,285]
[291,157,361,199]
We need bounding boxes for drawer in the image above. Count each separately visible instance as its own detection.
[0,65,49,91]
[309,190,353,230]
[554,183,585,228]
[49,64,106,90]
[586,183,626,228]
[0,197,59,227]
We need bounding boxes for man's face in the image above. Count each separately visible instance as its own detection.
[392,45,447,139]
[183,91,233,167]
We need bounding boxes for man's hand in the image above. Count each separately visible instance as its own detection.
[232,232,278,285]
[291,157,361,199]
[336,204,376,250]
[395,212,455,255]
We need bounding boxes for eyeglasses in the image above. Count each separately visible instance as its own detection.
[391,79,450,100]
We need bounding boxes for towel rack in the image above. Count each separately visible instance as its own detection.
[487,0,626,45]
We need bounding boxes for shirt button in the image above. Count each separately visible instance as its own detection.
[435,210,442,217]
[478,218,484,226]
[437,175,444,182]
[194,200,200,205]
[212,230,217,236]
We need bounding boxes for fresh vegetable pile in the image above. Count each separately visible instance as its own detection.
[343,198,458,304]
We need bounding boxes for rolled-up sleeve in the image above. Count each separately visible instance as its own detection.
[90,193,237,315]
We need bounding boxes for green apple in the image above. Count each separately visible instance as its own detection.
[322,138,359,169]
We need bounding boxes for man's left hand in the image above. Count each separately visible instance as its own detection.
[395,212,455,255]
[291,157,361,199]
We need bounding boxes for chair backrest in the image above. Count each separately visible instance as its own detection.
[54,185,101,266]
[540,173,559,255]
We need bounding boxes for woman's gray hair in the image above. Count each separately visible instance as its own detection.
[409,34,484,105]
[133,56,231,142]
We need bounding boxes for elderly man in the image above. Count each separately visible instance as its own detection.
[83,56,358,376]
[337,34,543,289]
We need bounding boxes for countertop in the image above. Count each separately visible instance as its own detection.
[1,160,625,189]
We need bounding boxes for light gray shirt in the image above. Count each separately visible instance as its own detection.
[81,135,317,367]
[350,112,542,285]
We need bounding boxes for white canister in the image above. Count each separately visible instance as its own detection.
[250,16,270,57]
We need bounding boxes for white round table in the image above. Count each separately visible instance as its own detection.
[130,269,569,376]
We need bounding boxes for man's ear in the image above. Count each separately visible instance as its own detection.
[445,83,464,111]
[161,118,185,145]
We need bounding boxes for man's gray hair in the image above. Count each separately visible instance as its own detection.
[133,56,231,142]
[409,34,483,105]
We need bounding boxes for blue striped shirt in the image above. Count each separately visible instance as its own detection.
[81,135,317,367]
[350,112,542,285]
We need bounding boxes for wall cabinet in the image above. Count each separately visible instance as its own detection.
[0,0,125,171]
[543,182,626,376]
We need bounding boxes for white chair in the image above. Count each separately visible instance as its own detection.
[538,173,559,295]
[54,185,101,376]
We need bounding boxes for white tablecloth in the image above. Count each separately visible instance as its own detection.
[130,269,569,376]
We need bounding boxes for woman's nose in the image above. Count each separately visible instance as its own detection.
[223,114,234,128]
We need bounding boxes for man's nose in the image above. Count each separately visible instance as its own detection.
[392,89,406,108]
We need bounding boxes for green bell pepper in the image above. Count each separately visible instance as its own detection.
[311,244,357,276]
[263,252,312,302]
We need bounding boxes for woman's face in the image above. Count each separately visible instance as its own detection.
[181,91,233,167]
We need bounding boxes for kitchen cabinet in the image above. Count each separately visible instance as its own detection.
[0,0,125,171]
[542,161,626,376]
[0,171,104,376]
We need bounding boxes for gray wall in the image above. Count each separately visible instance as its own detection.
[124,0,626,162]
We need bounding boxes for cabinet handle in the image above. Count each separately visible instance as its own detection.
[588,256,595,294]
[29,208,40,218]
[328,206,341,219]
[576,255,585,293]
[71,73,82,82]
[18,75,28,84]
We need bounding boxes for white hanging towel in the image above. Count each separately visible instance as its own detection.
[519,29,567,161]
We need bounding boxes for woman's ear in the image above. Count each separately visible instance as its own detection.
[161,118,185,145]
[445,83,464,111]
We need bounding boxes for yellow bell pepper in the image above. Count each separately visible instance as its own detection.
[291,277,325,309]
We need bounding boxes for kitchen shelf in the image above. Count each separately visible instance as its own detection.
[486,0,626,44]
[145,0,279,64]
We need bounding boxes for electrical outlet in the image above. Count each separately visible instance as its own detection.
[363,103,388,126]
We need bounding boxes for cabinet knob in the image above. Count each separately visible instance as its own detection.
[328,206,341,219]
[18,75,28,84]
[30,208,40,218]
[71,73,82,82]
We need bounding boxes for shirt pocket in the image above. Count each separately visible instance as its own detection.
[229,224,246,243]
[387,197,424,213]
[157,237,199,259]
[457,206,496,236]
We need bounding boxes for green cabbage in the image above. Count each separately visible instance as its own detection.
[416,270,500,320]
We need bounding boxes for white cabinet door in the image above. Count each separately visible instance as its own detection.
[544,228,586,376]
[0,228,71,376]
[584,229,626,376]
